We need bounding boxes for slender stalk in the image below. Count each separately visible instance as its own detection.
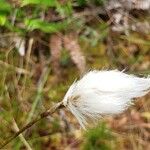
[26,67,50,124]
[0,102,64,149]
[12,119,33,150]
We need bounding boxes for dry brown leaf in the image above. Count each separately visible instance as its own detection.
[49,34,62,78]
[130,110,142,122]
[106,0,150,10]
[63,32,86,75]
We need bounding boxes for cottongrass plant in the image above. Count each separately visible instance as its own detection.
[63,70,150,129]
[1,70,150,148]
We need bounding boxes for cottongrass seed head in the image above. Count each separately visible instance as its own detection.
[62,70,150,129]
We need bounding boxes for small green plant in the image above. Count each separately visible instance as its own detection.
[82,123,114,150]
[0,0,12,26]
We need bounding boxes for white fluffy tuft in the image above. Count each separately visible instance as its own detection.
[63,70,150,129]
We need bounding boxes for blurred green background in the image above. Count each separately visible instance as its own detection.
[0,0,150,149]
